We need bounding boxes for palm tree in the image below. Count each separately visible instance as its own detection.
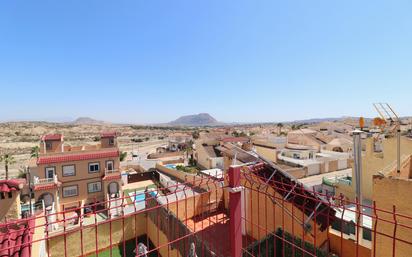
[184,141,195,165]
[30,146,40,160]
[0,153,16,180]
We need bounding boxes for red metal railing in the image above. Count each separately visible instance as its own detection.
[1,166,412,257]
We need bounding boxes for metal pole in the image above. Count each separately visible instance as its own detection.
[397,126,401,174]
[352,130,363,235]
[353,130,362,202]
[27,166,33,216]
[229,166,242,257]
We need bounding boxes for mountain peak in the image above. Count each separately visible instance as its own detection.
[168,113,218,126]
[72,117,107,125]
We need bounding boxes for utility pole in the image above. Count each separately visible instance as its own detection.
[27,166,33,216]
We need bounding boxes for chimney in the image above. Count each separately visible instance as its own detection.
[352,129,363,202]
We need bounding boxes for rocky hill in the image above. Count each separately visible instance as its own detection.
[168,113,219,126]
[71,117,107,125]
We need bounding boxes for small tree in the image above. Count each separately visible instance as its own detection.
[120,151,128,162]
[30,146,40,160]
[0,153,16,180]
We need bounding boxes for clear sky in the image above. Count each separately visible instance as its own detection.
[1,1,411,124]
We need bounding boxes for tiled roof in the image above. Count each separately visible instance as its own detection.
[101,131,119,138]
[0,218,34,257]
[41,134,63,141]
[37,150,119,165]
[221,137,249,143]
[33,183,60,191]
[102,173,121,181]
[0,179,25,193]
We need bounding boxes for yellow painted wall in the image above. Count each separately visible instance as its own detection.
[0,191,21,222]
[254,144,278,163]
[47,213,146,257]
[339,137,412,201]
[372,176,412,257]
[147,217,182,257]
[241,173,328,247]
[329,229,371,257]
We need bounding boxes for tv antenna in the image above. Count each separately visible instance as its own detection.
[373,103,401,173]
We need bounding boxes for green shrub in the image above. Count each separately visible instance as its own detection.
[120,151,127,161]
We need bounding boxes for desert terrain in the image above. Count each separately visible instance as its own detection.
[0,121,188,178]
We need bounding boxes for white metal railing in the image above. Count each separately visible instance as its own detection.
[105,168,119,175]
[323,175,352,186]
[33,174,58,185]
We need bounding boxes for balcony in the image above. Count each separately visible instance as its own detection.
[103,169,121,181]
[33,174,58,185]
[32,174,60,191]
[105,168,120,175]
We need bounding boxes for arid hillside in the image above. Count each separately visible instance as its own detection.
[0,122,190,178]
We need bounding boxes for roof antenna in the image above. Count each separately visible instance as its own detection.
[232,151,238,165]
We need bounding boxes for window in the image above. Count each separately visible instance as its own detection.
[109,138,114,145]
[46,142,52,150]
[62,165,75,176]
[106,160,114,171]
[88,162,100,173]
[88,182,102,193]
[62,185,78,197]
[45,167,55,179]
[8,192,12,198]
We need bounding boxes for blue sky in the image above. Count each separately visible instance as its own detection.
[1,1,411,123]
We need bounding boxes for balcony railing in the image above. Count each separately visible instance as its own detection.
[105,168,120,175]
[33,174,58,185]
[323,175,352,186]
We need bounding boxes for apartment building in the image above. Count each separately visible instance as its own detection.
[29,132,122,213]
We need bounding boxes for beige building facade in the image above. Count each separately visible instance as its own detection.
[336,136,412,201]
[30,132,122,213]
[372,154,412,257]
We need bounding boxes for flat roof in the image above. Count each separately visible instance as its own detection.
[200,168,223,179]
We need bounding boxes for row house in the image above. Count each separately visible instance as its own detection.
[29,132,122,215]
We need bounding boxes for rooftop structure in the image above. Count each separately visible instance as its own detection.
[0,161,411,257]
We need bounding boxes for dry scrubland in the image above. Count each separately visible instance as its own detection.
[0,122,188,178]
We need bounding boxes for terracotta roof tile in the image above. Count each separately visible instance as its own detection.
[37,150,119,165]
[0,179,25,193]
[102,173,121,181]
[101,131,119,138]
[221,137,249,143]
[0,218,34,257]
[33,183,60,191]
[41,134,63,141]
